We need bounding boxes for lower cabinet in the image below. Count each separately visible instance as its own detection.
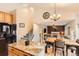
[0,39,8,56]
[8,46,34,56]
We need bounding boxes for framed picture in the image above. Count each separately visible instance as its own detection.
[19,23,25,28]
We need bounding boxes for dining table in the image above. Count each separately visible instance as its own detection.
[45,38,79,56]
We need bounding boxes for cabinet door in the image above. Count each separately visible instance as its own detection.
[0,12,4,22]
[5,13,13,24]
[12,13,16,24]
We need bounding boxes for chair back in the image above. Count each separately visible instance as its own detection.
[44,34,51,40]
[55,40,65,48]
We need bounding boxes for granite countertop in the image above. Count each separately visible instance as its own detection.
[8,40,52,56]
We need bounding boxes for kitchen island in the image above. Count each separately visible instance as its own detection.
[8,40,54,56]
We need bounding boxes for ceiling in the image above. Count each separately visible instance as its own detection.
[0,3,79,25]
[0,3,20,12]
[29,3,79,26]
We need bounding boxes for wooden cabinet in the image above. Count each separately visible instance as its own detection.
[0,12,4,22]
[0,38,8,56]
[8,46,34,56]
[0,11,13,24]
[4,13,13,24]
[12,12,16,24]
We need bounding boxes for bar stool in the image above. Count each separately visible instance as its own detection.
[55,40,65,56]
[66,45,76,56]
[76,39,79,56]
[45,41,55,53]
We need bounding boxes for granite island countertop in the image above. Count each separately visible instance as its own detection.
[8,40,54,56]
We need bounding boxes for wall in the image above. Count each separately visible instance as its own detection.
[65,20,76,40]
[16,7,46,43]
[75,20,79,39]
[32,24,40,42]
[16,7,33,41]
[10,10,16,24]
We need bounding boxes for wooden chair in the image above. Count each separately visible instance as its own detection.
[66,46,76,56]
[45,38,56,53]
[55,40,65,56]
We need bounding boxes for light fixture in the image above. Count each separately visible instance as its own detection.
[50,3,61,21]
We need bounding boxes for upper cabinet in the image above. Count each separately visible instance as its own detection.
[0,11,13,24]
[4,13,13,24]
[0,11,4,22]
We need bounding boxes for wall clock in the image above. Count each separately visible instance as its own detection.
[43,12,50,19]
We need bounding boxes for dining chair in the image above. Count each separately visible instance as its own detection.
[66,46,76,56]
[45,44,53,53]
[66,39,77,56]
[75,39,79,55]
[44,34,51,40]
[45,38,55,54]
[54,40,65,56]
